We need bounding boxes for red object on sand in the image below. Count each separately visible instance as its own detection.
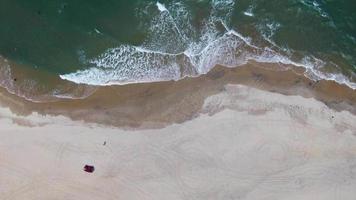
[84,165,95,173]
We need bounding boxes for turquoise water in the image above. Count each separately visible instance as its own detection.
[0,0,355,91]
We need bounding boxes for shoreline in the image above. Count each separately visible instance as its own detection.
[1,84,356,199]
[2,1,356,198]
[0,61,355,128]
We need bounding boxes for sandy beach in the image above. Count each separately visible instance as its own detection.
[1,61,355,128]
[1,0,356,199]
[1,82,356,200]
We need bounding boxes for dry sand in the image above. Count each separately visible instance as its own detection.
[1,84,356,200]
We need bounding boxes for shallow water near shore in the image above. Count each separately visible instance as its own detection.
[0,0,355,101]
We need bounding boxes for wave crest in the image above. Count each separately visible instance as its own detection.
[60,0,356,89]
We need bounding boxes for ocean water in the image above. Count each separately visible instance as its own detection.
[0,0,355,100]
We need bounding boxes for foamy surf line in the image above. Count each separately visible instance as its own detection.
[59,54,356,90]
[59,1,356,90]
[59,30,356,89]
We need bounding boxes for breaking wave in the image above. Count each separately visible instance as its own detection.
[60,1,356,89]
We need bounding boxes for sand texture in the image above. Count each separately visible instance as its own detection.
[1,62,355,129]
[1,84,356,200]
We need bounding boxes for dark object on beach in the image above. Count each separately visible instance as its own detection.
[84,165,95,173]
[103,141,106,146]
[332,116,334,119]
[13,78,17,82]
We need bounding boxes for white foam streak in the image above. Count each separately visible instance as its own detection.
[243,11,253,17]
[134,46,183,56]
[219,20,256,49]
[156,2,167,12]
[243,6,254,17]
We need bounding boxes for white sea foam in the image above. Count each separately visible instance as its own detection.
[94,28,102,34]
[299,0,329,18]
[0,58,14,91]
[60,0,356,89]
[257,20,281,47]
[156,2,168,12]
[243,11,253,17]
[243,5,254,17]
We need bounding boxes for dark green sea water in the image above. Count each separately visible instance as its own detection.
[0,0,355,98]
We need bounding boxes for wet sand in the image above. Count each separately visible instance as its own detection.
[1,84,356,200]
[0,60,355,128]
